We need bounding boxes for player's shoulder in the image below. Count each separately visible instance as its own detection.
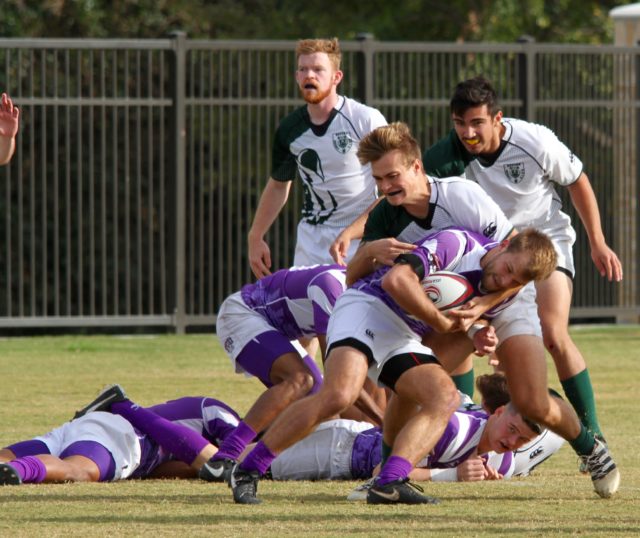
[430,174,488,196]
[338,96,387,125]
[275,105,311,142]
[503,117,559,148]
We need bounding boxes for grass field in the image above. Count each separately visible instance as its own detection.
[0,326,638,537]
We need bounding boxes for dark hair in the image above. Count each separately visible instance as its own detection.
[450,76,500,117]
[477,373,542,435]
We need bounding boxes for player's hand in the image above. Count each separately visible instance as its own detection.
[448,300,484,331]
[456,455,487,481]
[329,232,351,266]
[487,353,500,368]
[471,325,498,356]
[482,461,503,481]
[248,237,272,279]
[0,93,19,139]
[365,238,416,266]
[591,243,623,282]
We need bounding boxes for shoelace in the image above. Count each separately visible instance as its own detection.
[583,447,613,480]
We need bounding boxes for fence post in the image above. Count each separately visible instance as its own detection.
[517,35,536,121]
[170,31,187,334]
[356,33,375,105]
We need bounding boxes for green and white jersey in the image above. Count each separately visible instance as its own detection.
[424,118,583,233]
[363,175,514,243]
[271,96,387,228]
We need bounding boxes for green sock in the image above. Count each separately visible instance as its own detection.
[568,423,596,457]
[380,441,392,468]
[561,369,603,438]
[451,368,474,399]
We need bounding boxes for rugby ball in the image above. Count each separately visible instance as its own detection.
[421,271,475,312]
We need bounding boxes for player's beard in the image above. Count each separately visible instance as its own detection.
[299,84,332,105]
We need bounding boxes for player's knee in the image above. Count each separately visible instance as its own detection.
[286,370,318,397]
[541,324,571,356]
[511,392,550,424]
[317,385,358,416]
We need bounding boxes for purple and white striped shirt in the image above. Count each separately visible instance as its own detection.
[352,228,517,336]
[240,264,346,339]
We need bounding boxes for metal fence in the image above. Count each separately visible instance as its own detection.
[0,35,638,332]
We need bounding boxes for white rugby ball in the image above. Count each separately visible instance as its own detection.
[421,271,475,312]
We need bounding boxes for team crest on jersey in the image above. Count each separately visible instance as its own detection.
[332,131,353,154]
[224,336,234,354]
[504,163,525,183]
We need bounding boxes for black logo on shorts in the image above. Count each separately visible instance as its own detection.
[365,329,375,340]
[529,447,544,459]
[224,337,234,353]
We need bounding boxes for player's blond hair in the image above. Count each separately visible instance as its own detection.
[296,38,341,71]
[506,228,557,281]
[356,122,422,167]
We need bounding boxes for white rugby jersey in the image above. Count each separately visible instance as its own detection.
[271,96,387,228]
[464,118,583,232]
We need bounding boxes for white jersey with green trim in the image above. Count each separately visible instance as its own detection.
[463,118,583,233]
[271,95,387,228]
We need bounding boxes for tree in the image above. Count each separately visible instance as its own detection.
[0,0,629,44]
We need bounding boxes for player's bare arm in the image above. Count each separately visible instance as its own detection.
[448,284,523,331]
[567,172,623,282]
[248,178,292,278]
[345,238,416,286]
[381,263,457,333]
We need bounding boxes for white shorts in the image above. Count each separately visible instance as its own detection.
[216,291,307,375]
[327,289,436,384]
[538,213,576,276]
[35,412,141,480]
[490,282,543,343]
[270,419,372,480]
[293,221,361,266]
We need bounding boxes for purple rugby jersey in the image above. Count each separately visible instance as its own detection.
[240,264,346,339]
[351,228,517,336]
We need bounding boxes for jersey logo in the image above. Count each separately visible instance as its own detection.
[504,162,525,183]
[332,131,353,154]
[483,222,497,238]
[224,336,234,354]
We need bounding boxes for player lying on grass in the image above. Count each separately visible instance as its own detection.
[209,263,386,483]
[227,226,558,505]
[261,372,563,489]
[0,389,241,485]
[0,373,561,491]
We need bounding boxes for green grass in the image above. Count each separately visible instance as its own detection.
[0,326,639,537]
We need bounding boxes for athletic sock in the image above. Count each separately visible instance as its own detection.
[561,369,603,438]
[111,400,209,466]
[213,421,257,461]
[239,440,277,476]
[376,455,413,486]
[452,368,475,399]
[569,423,596,457]
[9,456,47,483]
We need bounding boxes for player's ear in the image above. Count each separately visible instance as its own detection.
[493,110,503,123]
[333,69,344,85]
[493,405,506,417]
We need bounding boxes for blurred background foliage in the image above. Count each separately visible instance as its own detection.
[0,0,631,43]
